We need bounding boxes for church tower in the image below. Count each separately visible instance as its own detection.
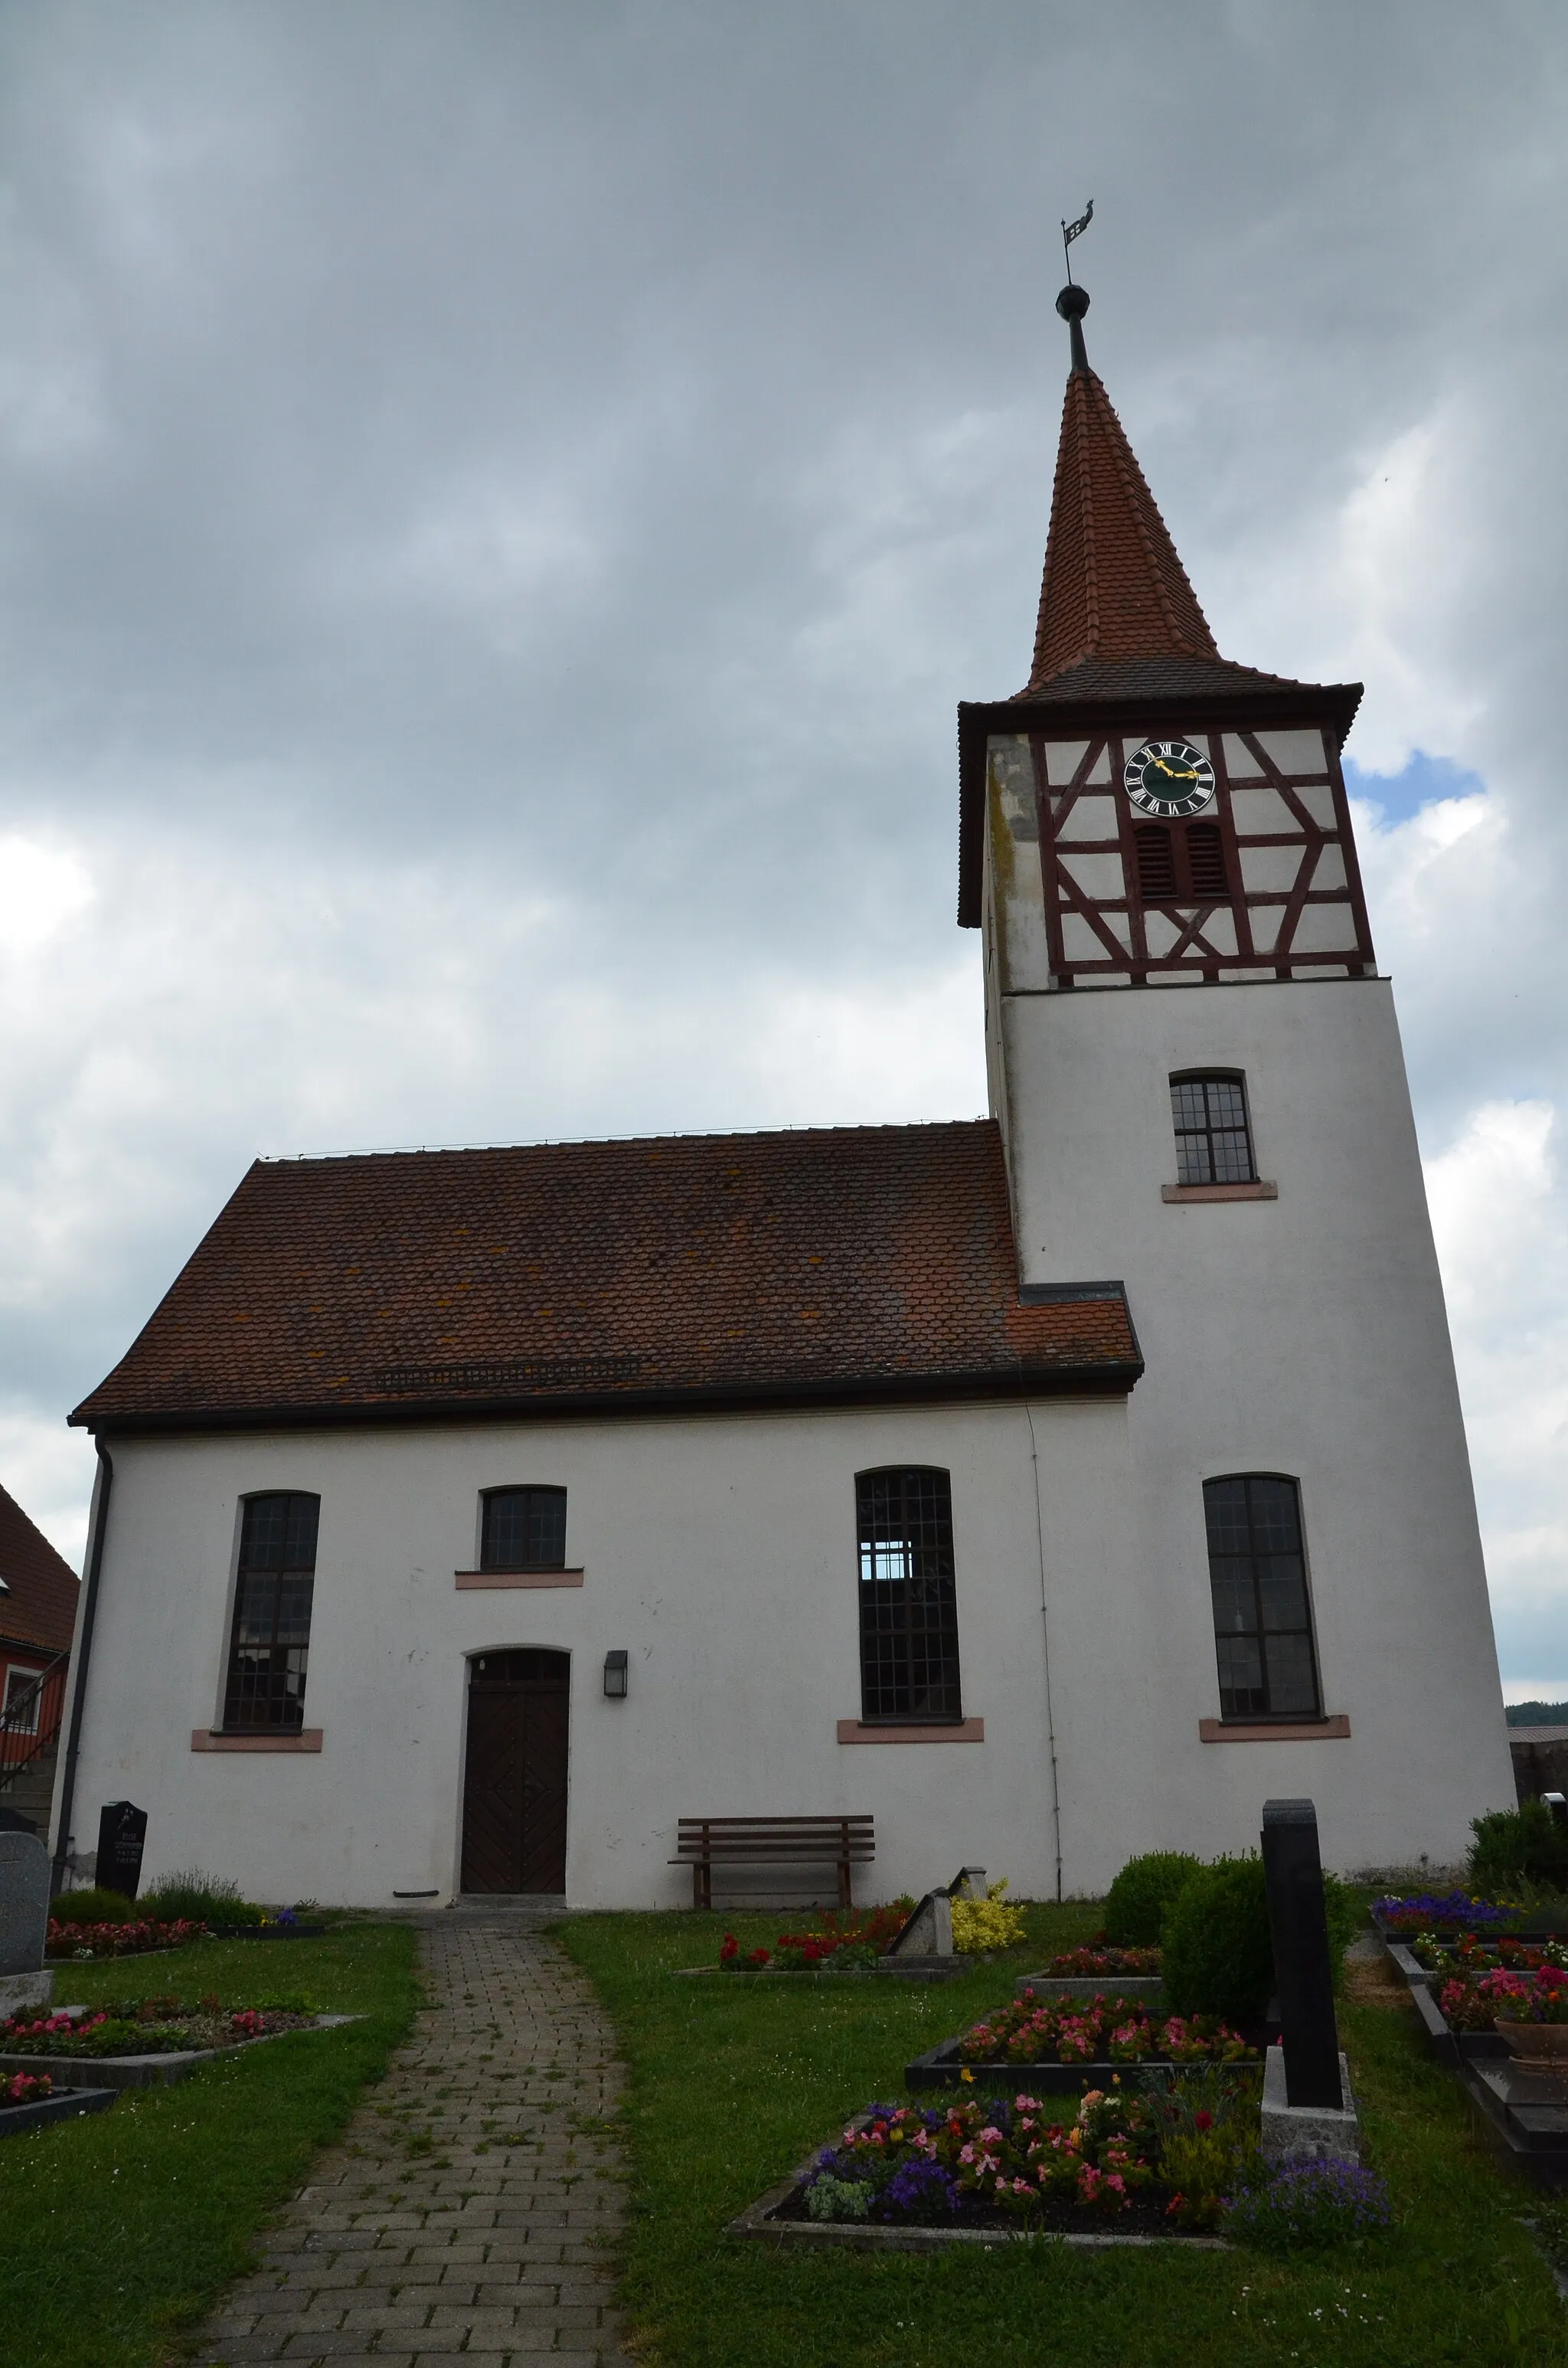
[960,280,1513,1862]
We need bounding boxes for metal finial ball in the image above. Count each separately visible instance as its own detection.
[1056,284,1090,322]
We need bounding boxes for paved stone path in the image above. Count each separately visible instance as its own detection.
[196,1918,630,2366]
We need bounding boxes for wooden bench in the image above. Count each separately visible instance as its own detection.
[671,1814,875,1910]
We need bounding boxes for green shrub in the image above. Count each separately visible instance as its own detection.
[1468,1803,1568,1895]
[1102,1851,1204,1947]
[1163,1856,1364,2021]
[136,1869,264,1927]
[1163,1856,1275,2021]
[48,1886,143,1926]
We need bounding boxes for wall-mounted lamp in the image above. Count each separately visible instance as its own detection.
[603,1650,629,1699]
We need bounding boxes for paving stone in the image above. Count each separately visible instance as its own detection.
[190,1918,630,2366]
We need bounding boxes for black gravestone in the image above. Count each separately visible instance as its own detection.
[96,1801,148,1902]
[1260,1796,1341,2109]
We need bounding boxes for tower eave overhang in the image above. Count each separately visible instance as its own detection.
[956,674,1364,929]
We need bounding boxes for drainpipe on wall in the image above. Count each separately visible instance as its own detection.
[50,1440,113,1896]
[1023,1401,1064,1903]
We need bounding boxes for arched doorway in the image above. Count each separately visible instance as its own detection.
[459,1649,570,1894]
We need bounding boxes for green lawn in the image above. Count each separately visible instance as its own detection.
[560,1902,1568,2368]
[0,1922,419,2368]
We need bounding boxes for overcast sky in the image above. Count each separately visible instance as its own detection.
[2,2,1566,1696]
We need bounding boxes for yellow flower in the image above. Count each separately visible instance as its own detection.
[961,2068,975,2084]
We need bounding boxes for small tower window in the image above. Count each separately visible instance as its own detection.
[1204,1474,1322,1720]
[224,1492,319,1732]
[1170,1072,1256,1186]
[481,1487,568,1571]
[855,1467,962,1722]
[1184,821,1229,898]
[1135,825,1177,900]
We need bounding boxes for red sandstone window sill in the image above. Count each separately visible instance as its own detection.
[191,1728,324,1752]
[837,1718,985,1744]
[454,1568,585,1589]
[1162,1181,1278,1203]
[1199,1715,1350,1742]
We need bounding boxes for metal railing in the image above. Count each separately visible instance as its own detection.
[0,1653,70,1792]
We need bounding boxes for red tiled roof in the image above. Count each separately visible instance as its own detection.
[70,1121,1141,1432]
[0,1483,80,1658]
[1021,364,1218,692]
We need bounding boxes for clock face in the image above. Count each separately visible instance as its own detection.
[1123,738,1217,819]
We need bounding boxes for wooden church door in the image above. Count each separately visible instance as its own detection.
[460,1650,570,1893]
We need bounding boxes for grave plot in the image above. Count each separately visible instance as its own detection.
[1378,1899,1568,2185]
[0,2072,117,2139]
[905,1991,1259,2093]
[0,1998,360,2088]
[730,2087,1241,2249]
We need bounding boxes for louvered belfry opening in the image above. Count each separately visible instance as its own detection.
[1185,821,1228,898]
[1134,825,1177,900]
[1133,819,1230,906]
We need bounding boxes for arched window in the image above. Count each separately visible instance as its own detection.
[1170,1071,1256,1186]
[855,1468,962,1722]
[1204,1474,1321,1721]
[480,1486,567,1571]
[224,1492,320,1732]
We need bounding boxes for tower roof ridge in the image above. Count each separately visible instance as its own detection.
[1019,289,1220,694]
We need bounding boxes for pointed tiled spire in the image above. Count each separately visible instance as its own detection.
[1019,285,1220,695]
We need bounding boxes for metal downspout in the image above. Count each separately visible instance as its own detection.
[50,1441,113,1895]
[1024,1400,1064,1902]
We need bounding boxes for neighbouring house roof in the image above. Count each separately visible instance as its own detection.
[954,292,1361,926]
[70,1120,1142,1434]
[0,1483,80,1660]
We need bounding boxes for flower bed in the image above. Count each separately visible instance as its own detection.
[1437,1965,1568,2034]
[47,1918,207,1961]
[1409,1931,1568,1978]
[1373,1890,1517,1935]
[1041,1946,1161,1980]
[793,2090,1171,2232]
[959,1993,1253,2069]
[717,1901,913,1973]
[0,1996,314,2059]
[0,2070,118,2140]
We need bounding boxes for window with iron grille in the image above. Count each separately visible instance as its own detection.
[224,1493,319,1732]
[1204,1474,1321,1721]
[1170,1072,1256,1186]
[481,1486,568,1571]
[855,1468,962,1722]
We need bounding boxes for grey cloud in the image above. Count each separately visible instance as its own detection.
[1,2,1566,1662]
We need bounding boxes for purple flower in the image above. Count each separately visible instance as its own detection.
[1374,1891,1511,1929]
[876,2158,963,2222]
[1223,2156,1393,2251]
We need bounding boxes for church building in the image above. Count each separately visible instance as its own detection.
[52,281,1515,1908]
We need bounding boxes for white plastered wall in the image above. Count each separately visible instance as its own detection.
[60,1395,1173,1910]
[995,971,1517,1872]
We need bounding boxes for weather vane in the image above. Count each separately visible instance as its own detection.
[1060,199,1094,284]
